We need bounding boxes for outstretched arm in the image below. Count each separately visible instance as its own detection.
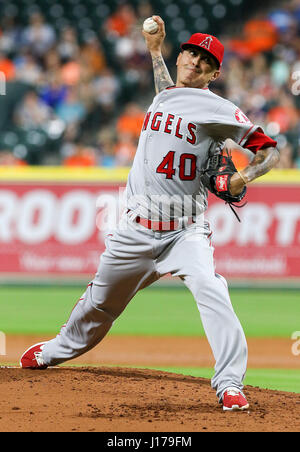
[225,139,280,196]
[142,16,174,94]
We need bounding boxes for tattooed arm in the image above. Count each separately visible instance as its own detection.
[229,146,280,196]
[142,16,174,94]
[151,55,174,94]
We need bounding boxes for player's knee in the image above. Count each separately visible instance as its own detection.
[88,284,121,321]
[215,273,228,290]
[190,272,217,299]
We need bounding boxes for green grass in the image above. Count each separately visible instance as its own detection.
[146,367,300,394]
[0,285,299,337]
[1,286,299,394]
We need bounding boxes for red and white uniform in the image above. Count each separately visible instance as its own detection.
[41,79,276,405]
[126,86,275,220]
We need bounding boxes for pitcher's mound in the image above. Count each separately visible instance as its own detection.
[0,366,299,432]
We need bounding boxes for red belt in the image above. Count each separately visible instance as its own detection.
[132,213,195,231]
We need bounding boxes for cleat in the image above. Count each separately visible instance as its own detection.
[20,342,48,369]
[222,387,249,411]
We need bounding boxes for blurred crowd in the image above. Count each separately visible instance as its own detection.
[0,0,299,169]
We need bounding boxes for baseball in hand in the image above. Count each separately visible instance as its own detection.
[143,17,159,34]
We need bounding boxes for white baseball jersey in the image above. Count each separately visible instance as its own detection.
[126,86,259,220]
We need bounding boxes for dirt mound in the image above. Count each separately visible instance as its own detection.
[1,366,299,432]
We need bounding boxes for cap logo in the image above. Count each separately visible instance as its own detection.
[199,36,213,50]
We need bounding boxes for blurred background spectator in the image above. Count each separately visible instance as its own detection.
[14,89,54,128]
[62,142,97,167]
[0,0,299,169]
[21,11,56,58]
[116,102,145,142]
[0,149,27,165]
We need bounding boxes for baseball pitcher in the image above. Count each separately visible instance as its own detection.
[21,16,279,411]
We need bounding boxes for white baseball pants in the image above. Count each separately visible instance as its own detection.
[42,213,248,400]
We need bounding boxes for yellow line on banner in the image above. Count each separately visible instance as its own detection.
[0,166,130,183]
[0,167,299,184]
[251,169,300,184]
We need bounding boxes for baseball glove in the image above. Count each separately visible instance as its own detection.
[201,150,247,222]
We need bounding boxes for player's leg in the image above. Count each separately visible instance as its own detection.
[184,269,248,402]
[156,225,248,402]
[39,225,158,367]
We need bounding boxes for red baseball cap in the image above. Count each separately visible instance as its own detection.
[181,33,224,68]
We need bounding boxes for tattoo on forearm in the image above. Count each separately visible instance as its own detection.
[152,55,174,94]
[243,147,280,183]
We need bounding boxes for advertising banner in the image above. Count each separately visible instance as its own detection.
[0,182,124,277]
[0,174,299,282]
[206,185,300,280]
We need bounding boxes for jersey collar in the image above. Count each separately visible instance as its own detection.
[166,85,209,90]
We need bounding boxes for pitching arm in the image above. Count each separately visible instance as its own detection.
[142,16,174,94]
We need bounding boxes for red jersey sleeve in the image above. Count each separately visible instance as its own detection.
[244,129,277,153]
